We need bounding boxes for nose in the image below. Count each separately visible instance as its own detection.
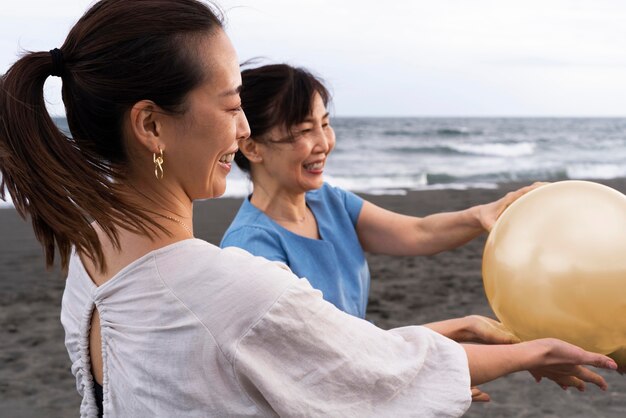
[313,126,334,154]
[237,110,251,141]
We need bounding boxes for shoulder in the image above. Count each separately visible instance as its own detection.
[221,198,279,245]
[154,239,298,356]
[221,223,286,261]
[308,182,342,199]
[156,239,283,281]
[310,182,362,205]
[309,183,364,224]
[221,200,288,263]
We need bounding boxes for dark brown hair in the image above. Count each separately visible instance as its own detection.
[0,0,223,270]
[235,63,331,173]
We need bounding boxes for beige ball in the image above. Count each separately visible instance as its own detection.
[483,180,626,356]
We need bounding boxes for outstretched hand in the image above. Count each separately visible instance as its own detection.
[463,336,618,389]
[478,182,546,231]
[527,338,618,391]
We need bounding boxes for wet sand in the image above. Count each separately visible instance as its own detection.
[1,180,625,417]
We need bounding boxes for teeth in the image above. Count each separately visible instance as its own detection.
[304,161,324,170]
[219,153,235,163]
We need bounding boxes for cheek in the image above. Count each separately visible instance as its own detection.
[329,135,336,152]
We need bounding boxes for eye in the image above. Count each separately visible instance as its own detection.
[293,125,313,136]
[231,105,242,113]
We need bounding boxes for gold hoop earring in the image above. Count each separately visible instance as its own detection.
[153,147,164,180]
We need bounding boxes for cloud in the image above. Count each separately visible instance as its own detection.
[2,0,626,116]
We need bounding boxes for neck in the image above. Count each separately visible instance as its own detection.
[159,213,194,237]
[249,182,308,224]
[123,175,194,238]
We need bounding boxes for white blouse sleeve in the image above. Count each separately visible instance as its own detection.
[233,279,471,418]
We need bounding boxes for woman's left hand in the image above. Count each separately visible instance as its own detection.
[471,386,490,402]
[424,315,520,344]
[477,182,546,231]
[458,315,521,345]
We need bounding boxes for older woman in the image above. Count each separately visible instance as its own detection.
[222,63,535,319]
[0,2,617,417]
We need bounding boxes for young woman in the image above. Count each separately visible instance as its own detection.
[1,2,617,416]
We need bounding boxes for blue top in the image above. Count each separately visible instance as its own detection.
[220,183,370,318]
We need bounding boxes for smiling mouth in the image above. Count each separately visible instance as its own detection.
[304,161,324,170]
[219,152,235,164]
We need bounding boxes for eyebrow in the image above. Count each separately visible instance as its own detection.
[302,112,330,122]
[220,85,242,97]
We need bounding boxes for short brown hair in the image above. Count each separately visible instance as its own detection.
[234,63,331,173]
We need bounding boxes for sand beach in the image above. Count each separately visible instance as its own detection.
[1,180,625,417]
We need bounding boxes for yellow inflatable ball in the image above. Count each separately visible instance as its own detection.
[483,180,626,357]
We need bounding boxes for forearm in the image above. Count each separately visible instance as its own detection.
[358,185,540,256]
[412,207,485,255]
[463,342,534,386]
[357,201,486,255]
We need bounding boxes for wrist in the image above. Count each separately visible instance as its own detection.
[512,340,543,371]
[467,205,486,231]
[456,316,476,342]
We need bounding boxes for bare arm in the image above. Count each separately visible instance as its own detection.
[425,315,521,404]
[463,338,617,389]
[355,183,543,256]
[425,317,618,394]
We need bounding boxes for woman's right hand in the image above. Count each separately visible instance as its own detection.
[476,182,547,231]
[463,337,617,388]
[527,338,618,391]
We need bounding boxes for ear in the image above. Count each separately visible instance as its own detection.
[238,137,263,163]
[128,100,164,154]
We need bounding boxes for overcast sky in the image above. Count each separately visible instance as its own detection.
[2,0,626,117]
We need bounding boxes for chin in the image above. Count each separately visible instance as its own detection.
[201,184,227,200]
[210,188,227,199]
[302,182,323,192]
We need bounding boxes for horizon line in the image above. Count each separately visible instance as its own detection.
[50,114,626,119]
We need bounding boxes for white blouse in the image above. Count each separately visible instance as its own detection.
[61,239,471,417]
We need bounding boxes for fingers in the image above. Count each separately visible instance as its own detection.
[534,365,609,392]
[529,370,542,383]
[608,347,626,370]
[581,352,618,371]
[571,365,609,391]
[486,319,521,344]
[486,183,548,229]
[551,375,586,392]
[505,182,547,204]
[467,315,520,344]
[471,386,491,402]
[528,181,548,190]
[537,338,617,370]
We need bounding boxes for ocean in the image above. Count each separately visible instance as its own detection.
[227,117,626,197]
[2,117,625,207]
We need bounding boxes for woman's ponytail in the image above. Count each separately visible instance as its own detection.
[0,0,223,272]
[0,51,156,271]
